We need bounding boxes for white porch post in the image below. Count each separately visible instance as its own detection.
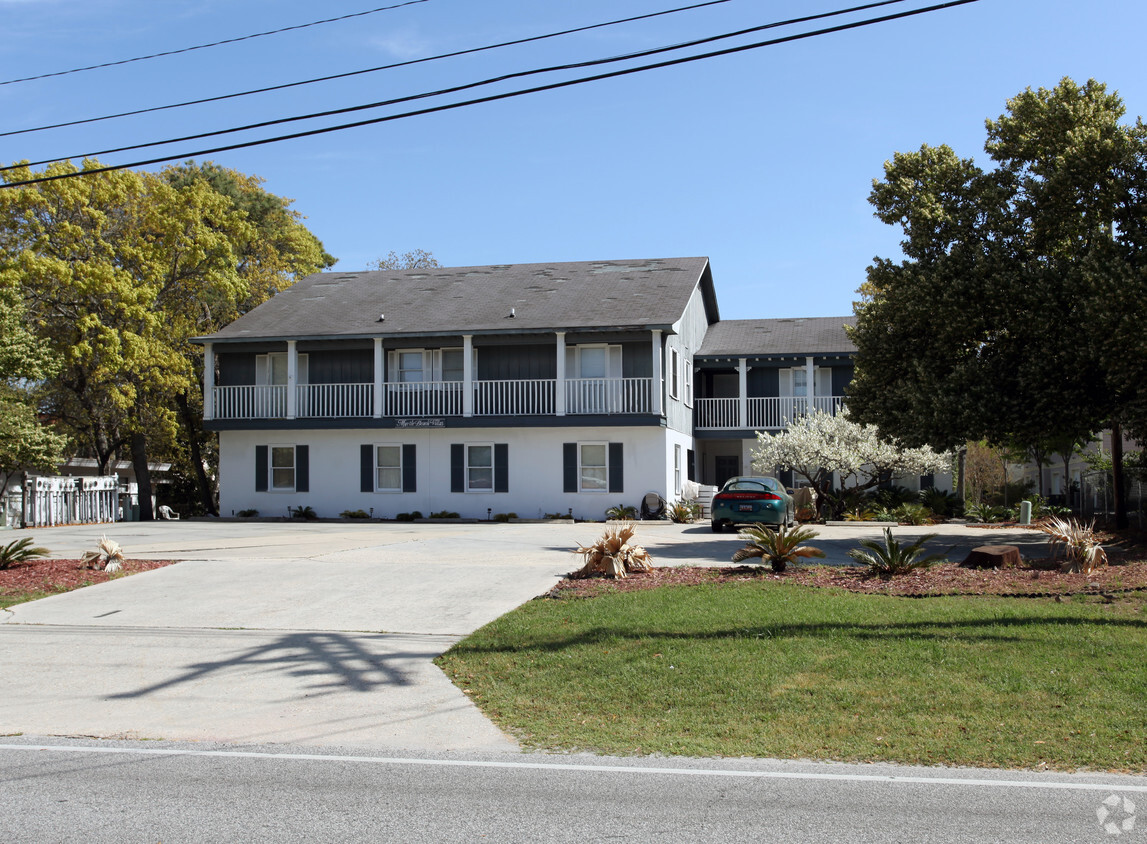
[651,330,663,416]
[202,342,215,421]
[286,340,298,419]
[373,337,384,418]
[805,355,815,414]
[462,334,474,418]
[555,331,567,416]
[738,358,748,430]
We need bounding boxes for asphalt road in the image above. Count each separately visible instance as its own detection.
[3,738,1143,843]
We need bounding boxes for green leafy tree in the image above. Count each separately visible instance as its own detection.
[849,78,1147,527]
[0,288,69,490]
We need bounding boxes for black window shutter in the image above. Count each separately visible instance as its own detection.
[563,443,577,493]
[608,442,624,493]
[360,444,373,493]
[451,443,464,493]
[295,445,309,492]
[255,445,268,492]
[494,443,509,493]
[403,444,417,492]
[687,448,696,482]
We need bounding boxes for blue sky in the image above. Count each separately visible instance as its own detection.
[2,0,1144,319]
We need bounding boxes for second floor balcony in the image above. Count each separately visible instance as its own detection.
[693,395,846,431]
[208,377,656,421]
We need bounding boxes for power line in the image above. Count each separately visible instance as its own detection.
[0,0,980,190]
[0,1,430,86]
[0,0,736,139]
[3,0,911,172]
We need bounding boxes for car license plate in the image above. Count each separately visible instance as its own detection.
[738,504,754,512]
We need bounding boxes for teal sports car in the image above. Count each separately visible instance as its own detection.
[710,476,795,533]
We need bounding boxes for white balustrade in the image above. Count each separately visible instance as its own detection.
[697,396,846,430]
[384,381,463,417]
[297,383,373,418]
[213,385,286,419]
[565,378,652,414]
[474,379,555,416]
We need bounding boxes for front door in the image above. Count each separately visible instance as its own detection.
[714,456,739,488]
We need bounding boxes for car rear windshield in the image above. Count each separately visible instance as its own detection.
[725,479,779,493]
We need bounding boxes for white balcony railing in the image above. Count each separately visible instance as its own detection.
[566,377,652,414]
[385,381,463,417]
[210,378,658,421]
[214,385,287,419]
[298,383,373,418]
[695,395,846,430]
[474,379,555,415]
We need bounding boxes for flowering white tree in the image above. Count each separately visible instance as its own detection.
[752,410,953,517]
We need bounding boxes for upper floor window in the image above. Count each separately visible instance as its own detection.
[398,351,424,383]
[792,368,808,398]
[256,352,308,385]
[669,348,680,399]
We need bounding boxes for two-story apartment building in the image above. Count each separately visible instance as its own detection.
[197,257,860,519]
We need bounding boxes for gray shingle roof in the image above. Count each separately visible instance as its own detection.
[201,257,714,342]
[697,317,856,357]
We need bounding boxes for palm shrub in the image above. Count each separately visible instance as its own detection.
[964,501,1004,523]
[0,537,50,570]
[605,503,638,520]
[573,522,652,579]
[667,499,700,523]
[874,485,916,510]
[893,503,933,525]
[731,524,825,573]
[919,487,961,518]
[1038,516,1108,574]
[80,536,125,573]
[847,528,948,578]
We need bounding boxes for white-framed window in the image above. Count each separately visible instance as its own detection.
[674,444,682,495]
[466,443,494,492]
[441,348,464,382]
[398,350,424,383]
[683,357,693,408]
[669,348,680,399]
[375,444,402,492]
[256,352,309,385]
[270,445,296,491]
[792,367,808,398]
[579,442,608,492]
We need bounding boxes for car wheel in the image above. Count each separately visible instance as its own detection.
[710,520,722,533]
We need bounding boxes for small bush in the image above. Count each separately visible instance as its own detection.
[847,528,948,578]
[893,503,933,525]
[291,505,317,520]
[429,510,460,519]
[667,499,700,523]
[732,525,824,573]
[396,512,416,522]
[842,507,878,521]
[543,512,571,520]
[965,501,1004,523]
[80,536,125,573]
[573,522,652,579]
[919,487,962,518]
[605,504,637,520]
[236,509,259,518]
[493,512,517,522]
[0,537,50,570]
[874,485,916,509]
[1038,516,1107,573]
[340,509,370,519]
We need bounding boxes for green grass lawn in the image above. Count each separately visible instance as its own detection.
[437,581,1147,771]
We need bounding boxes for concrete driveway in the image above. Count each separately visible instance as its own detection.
[0,519,1050,751]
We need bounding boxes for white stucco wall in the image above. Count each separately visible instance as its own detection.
[219,426,673,521]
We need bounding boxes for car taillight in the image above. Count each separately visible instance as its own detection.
[715,492,782,501]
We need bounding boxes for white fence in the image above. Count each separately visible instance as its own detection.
[694,396,846,430]
[18,475,120,528]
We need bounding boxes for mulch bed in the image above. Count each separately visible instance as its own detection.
[0,558,177,597]
[552,551,1147,599]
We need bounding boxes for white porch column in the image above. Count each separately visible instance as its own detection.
[373,337,384,418]
[286,340,298,420]
[463,334,474,418]
[555,331,567,416]
[738,358,748,430]
[805,355,815,414]
[651,330,663,416]
[202,342,215,421]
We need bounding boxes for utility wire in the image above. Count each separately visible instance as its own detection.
[0,1,430,86]
[0,0,980,189]
[3,0,911,171]
[0,0,737,139]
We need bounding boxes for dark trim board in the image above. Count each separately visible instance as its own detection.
[206,414,668,432]
[692,429,774,440]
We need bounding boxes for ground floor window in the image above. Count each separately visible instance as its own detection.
[467,444,493,491]
[376,445,402,491]
[579,443,608,492]
[451,443,508,493]
[271,446,296,491]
